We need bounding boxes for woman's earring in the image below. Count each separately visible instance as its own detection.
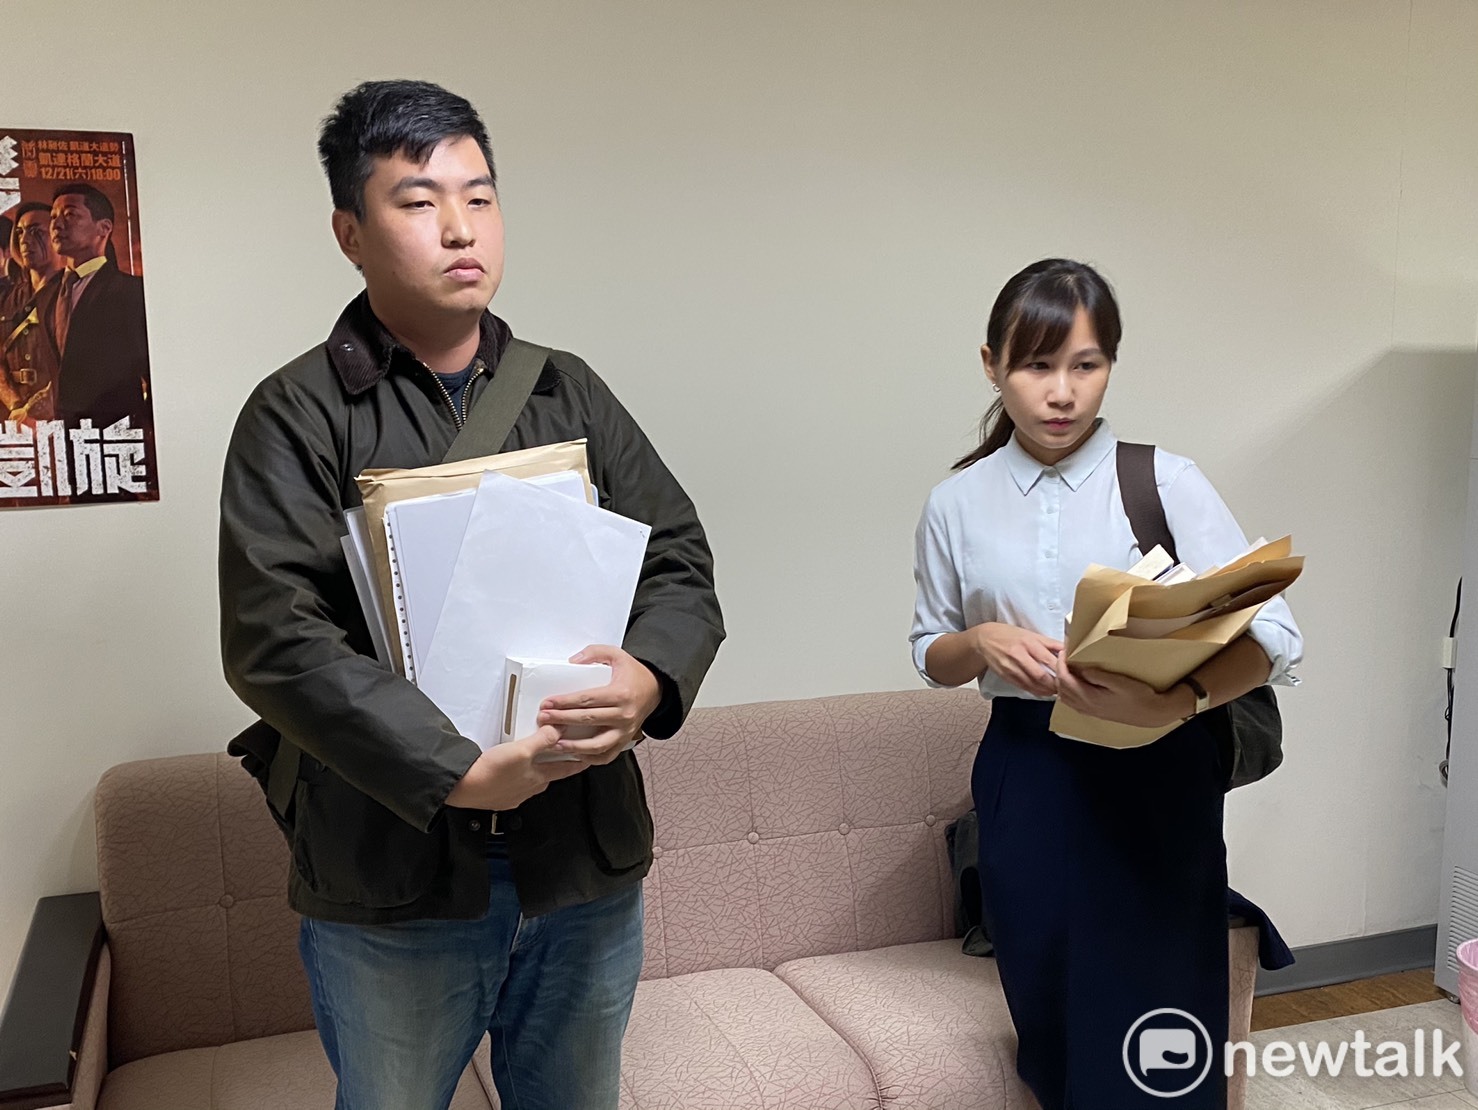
[991,384,1000,393]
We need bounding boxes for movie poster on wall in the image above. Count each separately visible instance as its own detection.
[0,129,157,507]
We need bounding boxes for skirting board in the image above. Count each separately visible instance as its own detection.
[1255,924,1441,996]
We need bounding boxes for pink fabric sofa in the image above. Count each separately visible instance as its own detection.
[0,689,1260,1109]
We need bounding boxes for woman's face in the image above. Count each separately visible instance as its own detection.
[984,305,1112,466]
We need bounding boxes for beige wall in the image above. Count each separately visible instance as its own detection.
[3,0,1476,990]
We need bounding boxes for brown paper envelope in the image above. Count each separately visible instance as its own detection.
[1048,702,1176,749]
[1121,606,1219,638]
[1116,580,1294,640]
[1067,541,1299,645]
[1072,606,1259,690]
[1051,606,1260,747]
[1050,536,1302,748]
[354,439,593,673]
[1066,565,1282,661]
[1124,558,1303,621]
[1054,604,1266,745]
[1065,566,1147,653]
[1070,583,1136,660]
[1197,535,1294,579]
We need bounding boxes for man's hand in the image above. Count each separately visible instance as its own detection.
[537,645,662,765]
[1056,665,1192,729]
[445,726,589,811]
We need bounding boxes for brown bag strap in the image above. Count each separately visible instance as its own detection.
[1116,441,1178,564]
[442,337,551,463]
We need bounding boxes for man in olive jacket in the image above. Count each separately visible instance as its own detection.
[218,80,723,1110]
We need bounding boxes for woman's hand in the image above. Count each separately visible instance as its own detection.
[923,622,1062,694]
[1056,665,1193,728]
[974,623,1063,698]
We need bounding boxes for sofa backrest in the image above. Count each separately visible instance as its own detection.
[94,751,314,1065]
[632,689,981,979]
[93,688,984,1063]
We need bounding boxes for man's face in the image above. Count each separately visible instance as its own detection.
[16,209,56,272]
[333,135,505,328]
[50,193,111,264]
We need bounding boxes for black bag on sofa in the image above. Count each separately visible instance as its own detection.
[943,810,993,957]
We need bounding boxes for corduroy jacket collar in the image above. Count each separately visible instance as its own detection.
[325,290,512,396]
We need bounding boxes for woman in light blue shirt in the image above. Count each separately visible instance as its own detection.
[911,258,1302,1107]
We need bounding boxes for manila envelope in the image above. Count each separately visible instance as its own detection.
[354,439,593,675]
[1048,537,1303,748]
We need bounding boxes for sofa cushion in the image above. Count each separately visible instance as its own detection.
[96,1029,492,1110]
[775,940,1036,1110]
[614,967,879,1109]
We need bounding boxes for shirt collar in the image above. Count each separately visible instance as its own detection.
[325,290,513,397]
[1001,418,1117,494]
[71,255,108,281]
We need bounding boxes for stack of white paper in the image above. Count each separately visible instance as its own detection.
[419,471,650,749]
[341,464,650,752]
[380,471,592,684]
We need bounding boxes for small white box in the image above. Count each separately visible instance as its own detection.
[501,657,612,747]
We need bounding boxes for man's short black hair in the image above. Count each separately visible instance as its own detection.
[53,182,115,223]
[318,79,497,217]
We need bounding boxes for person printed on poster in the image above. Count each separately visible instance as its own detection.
[0,129,158,507]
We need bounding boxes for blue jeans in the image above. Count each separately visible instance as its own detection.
[299,852,644,1110]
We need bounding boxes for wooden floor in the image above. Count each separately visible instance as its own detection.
[1249,968,1450,1032]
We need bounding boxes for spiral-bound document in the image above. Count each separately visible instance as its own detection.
[383,489,477,684]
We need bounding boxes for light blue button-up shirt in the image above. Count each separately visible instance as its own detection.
[910,420,1303,700]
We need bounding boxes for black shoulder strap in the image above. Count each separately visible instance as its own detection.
[1116,441,1178,564]
[442,338,551,464]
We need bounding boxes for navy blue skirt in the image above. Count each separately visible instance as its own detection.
[974,698,1230,1109]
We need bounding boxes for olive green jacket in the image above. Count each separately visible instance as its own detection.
[219,294,723,923]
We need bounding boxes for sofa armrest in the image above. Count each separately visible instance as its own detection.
[0,894,105,1110]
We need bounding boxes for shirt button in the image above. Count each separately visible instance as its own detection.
[924,815,938,827]
[468,819,481,832]
[340,343,353,352]
[506,815,524,832]
[746,831,760,844]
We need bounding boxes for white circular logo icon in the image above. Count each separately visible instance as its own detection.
[1122,1008,1214,1098]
